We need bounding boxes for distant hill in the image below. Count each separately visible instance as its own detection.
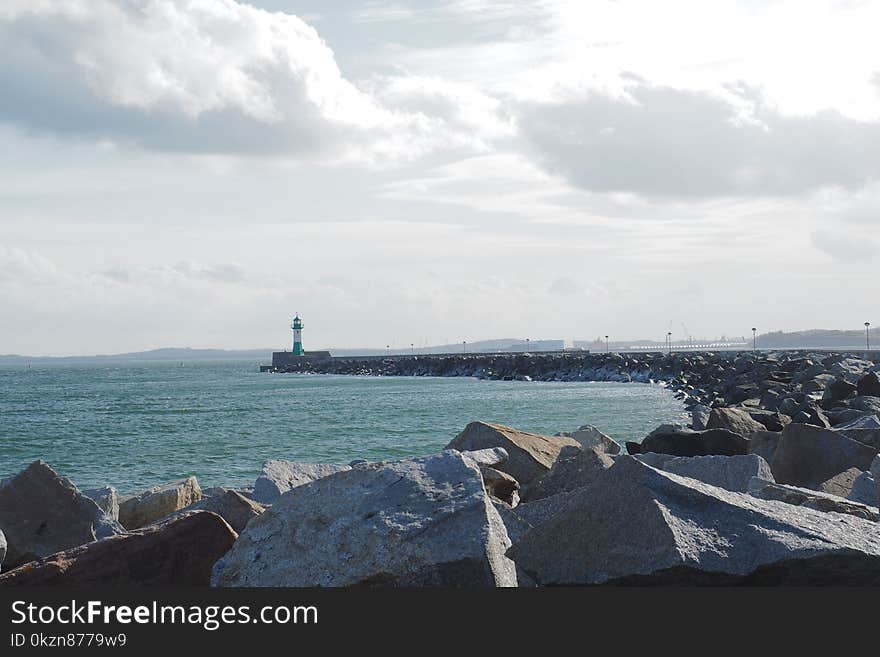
[0,348,273,365]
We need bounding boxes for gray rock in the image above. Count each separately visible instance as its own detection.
[748,477,878,521]
[507,456,880,585]
[445,421,580,485]
[691,404,711,431]
[640,428,748,457]
[495,493,572,544]
[481,467,520,506]
[706,407,766,436]
[838,414,880,430]
[166,490,266,533]
[818,467,863,499]
[749,430,781,465]
[0,460,124,569]
[873,455,880,508]
[118,477,201,530]
[212,451,517,587]
[522,446,614,502]
[460,447,509,469]
[0,529,6,572]
[857,372,880,397]
[83,486,119,522]
[848,471,878,507]
[770,423,878,489]
[635,453,773,492]
[823,378,857,402]
[851,396,880,416]
[252,461,350,504]
[558,425,620,455]
[838,428,880,450]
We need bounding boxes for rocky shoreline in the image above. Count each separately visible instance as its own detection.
[1,350,879,586]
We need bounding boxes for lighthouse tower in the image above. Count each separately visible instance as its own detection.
[291,314,305,355]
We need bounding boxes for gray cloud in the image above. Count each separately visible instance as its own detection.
[517,83,880,198]
[811,229,877,262]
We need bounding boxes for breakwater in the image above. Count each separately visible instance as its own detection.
[265,349,880,417]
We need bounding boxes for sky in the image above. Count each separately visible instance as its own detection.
[0,0,878,355]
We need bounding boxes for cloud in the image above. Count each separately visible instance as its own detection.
[0,245,65,284]
[811,229,877,262]
[516,82,880,198]
[0,0,494,162]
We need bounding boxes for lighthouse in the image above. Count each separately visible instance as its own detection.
[291,314,305,355]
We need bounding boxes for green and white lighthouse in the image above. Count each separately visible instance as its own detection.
[291,314,305,355]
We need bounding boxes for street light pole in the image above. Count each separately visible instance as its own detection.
[605,335,609,353]
[866,322,871,351]
[752,327,757,352]
[667,332,672,355]
[463,340,467,354]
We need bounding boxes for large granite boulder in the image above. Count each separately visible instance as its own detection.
[691,404,711,431]
[557,425,620,455]
[749,430,781,464]
[873,455,880,507]
[634,453,773,492]
[445,421,580,485]
[252,461,350,504]
[823,378,857,403]
[0,511,236,586]
[848,471,878,507]
[851,396,880,416]
[0,460,124,569]
[165,490,266,533]
[706,407,766,436]
[522,446,614,502]
[118,477,202,530]
[857,372,880,397]
[0,529,6,572]
[770,423,878,490]
[83,486,120,522]
[818,467,863,499]
[212,451,517,587]
[838,428,880,450]
[639,428,748,457]
[748,478,878,521]
[507,457,880,585]
[480,467,520,507]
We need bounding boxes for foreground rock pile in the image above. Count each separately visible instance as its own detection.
[2,350,879,586]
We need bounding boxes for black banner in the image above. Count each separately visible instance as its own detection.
[0,587,875,652]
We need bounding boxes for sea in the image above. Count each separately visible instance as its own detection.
[0,360,686,493]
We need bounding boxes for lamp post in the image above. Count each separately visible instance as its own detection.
[752,327,757,352]
[526,338,530,352]
[867,322,871,351]
[605,335,609,353]
[463,340,467,354]
[386,344,390,356]
[411,343,414,355]
[667,331,672,355]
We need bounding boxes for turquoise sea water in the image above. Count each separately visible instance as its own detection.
[0,361,686,493]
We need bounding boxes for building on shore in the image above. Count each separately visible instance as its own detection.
[263,314,332,371]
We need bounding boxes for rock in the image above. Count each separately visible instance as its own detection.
[745,409,790,432]
[749,430,781,465]
[212,451,517,587]
[0,529,6,572]
[838,414,880,430]
[481,467,520,506]
[838,428,880,450]
[495,494,571,544]
[804,405,832,429]
[118,477,202,530]
[558,425,620,455]
[706,407,766,436]
[507,457,880,585]
[747,478,878,521]
[0,511,237,586]
[445,421,580,485]
[167,490,265,533]
[625,441,642,455]
[252,461,350,505]
[818,467,863,499]
[770,423,878,490]
[857,372,880,397]
[691,404,711,431]
[460,447,509,469]
[851,396,880,416]
[873,455,880,506]
[83,486,119,522]
[640,428,748,457]
[522,446,614,502]
[0,460,124,569]
[847,471,878,507]
[635,453,773,492]
[824,378,857,403]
